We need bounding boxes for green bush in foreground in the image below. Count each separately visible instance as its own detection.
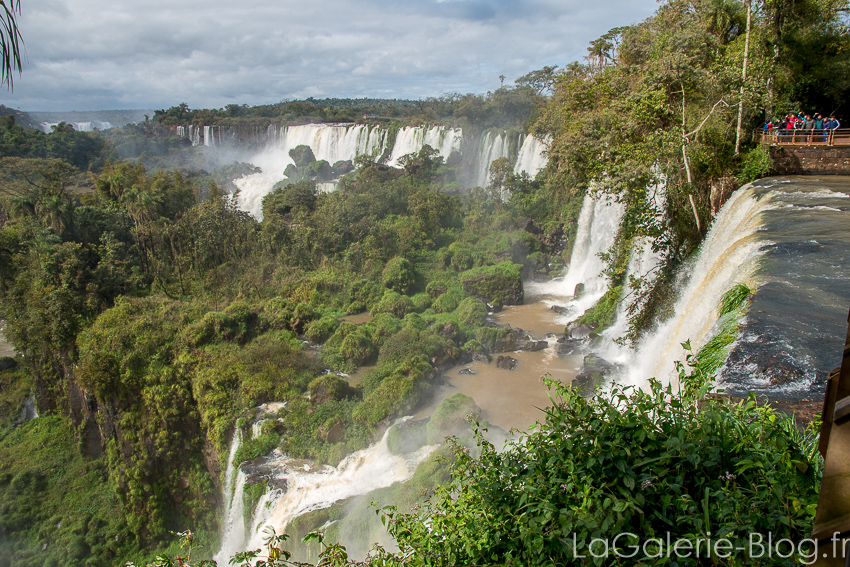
[379,358,822,566]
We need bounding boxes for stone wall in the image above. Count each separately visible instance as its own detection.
[769,145,850,175]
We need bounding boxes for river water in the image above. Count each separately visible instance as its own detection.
[718,176,850,398]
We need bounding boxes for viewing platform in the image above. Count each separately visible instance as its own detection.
[757,128,850,147]
[758,129,850,175]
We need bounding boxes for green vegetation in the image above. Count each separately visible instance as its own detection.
[1,0,845,563]
[0,415,142,567]
[376,358,822,566]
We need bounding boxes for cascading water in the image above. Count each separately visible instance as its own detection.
[620,185,768,388]
[235,124,388,218]
[473,131,510,188]
[215,428,247,565]
[213,420,436,563]
[718,177,850,397]
[387,126,463,167]
[216,124,547,218]
[558,192,626,317]
[610,176,850,394]
[513,135,548,178]
[600,236,664,345]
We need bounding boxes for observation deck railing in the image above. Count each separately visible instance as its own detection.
[756,128,850,147]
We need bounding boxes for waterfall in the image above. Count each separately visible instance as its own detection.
[473,131,510,188]
[236,124,465,218]
[204,126,215,147]
[387,126,463,166]
[39,121,114,133]
[235,124,387,218]
[513,135,548,178]
[241,421,437,554]
[559,192,626,317]
[215,428,247,565]
[601,237,664,345]
[602,177,668,345]
[229,124,547,219]
[624,185,768,388]
[251,420,265,440]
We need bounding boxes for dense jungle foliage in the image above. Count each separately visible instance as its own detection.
[0,0,846,564]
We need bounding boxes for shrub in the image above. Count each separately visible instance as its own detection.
[426,280,449,298]
[308,375,356,404]
[426,392,481,444]
[460,261,524,307]
[304,316,340,344]
[432,288,466,313]
[454,297,488,328]
[382,357,823,566]
[372,290,415,318]
[339,329,377,366]
[411,292,433,312]
[382,256,415,294]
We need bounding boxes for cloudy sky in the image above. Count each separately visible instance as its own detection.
[2,0,659,112]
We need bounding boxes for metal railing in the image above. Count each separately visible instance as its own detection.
[756,128,850,147]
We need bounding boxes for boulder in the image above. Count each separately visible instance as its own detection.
[520,340,549,352]
[458,368,476,375]
[569,324,596,340]
[557,337,583,356]
[573,283,585,298]
[496,355,518,370]
[460,262,524,308]
[581,354,615,377]
[550,305,570,316]
[492,328,531,352]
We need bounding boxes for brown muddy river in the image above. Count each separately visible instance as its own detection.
[415,282,582,433]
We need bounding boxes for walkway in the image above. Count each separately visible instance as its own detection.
[757,128,850,147]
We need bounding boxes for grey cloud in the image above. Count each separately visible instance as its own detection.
[3,0,657,111]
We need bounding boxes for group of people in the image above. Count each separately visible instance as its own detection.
[764,112,841,141]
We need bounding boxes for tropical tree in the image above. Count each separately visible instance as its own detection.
[1,0,23,89]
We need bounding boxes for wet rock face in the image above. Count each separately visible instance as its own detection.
[568,325,596,340]
[582,354,615,375]
[556,336,583,356]
[242,456,289,492]
[520,340,549,352]
[496,356,518,370]
[0,356,17,371]
[572,354,617,395]
[573,283,585,298]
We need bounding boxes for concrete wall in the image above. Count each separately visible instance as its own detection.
[770,145,850,175]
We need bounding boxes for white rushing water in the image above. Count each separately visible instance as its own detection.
[601,236,664,345]
[227,124,548,218]
[387,126,463,167]
[214,420,436,562]
[559,192,626,317]
[621,185,769,388]
[215,428,247,565]
[473,131,510,188]
[513,134,548,178]
[39,121,114,133]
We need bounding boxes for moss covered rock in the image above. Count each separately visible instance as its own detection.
[460,261,524,308]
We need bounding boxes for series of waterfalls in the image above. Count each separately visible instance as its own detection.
[183,123,549,218]
[212,123,850,561]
